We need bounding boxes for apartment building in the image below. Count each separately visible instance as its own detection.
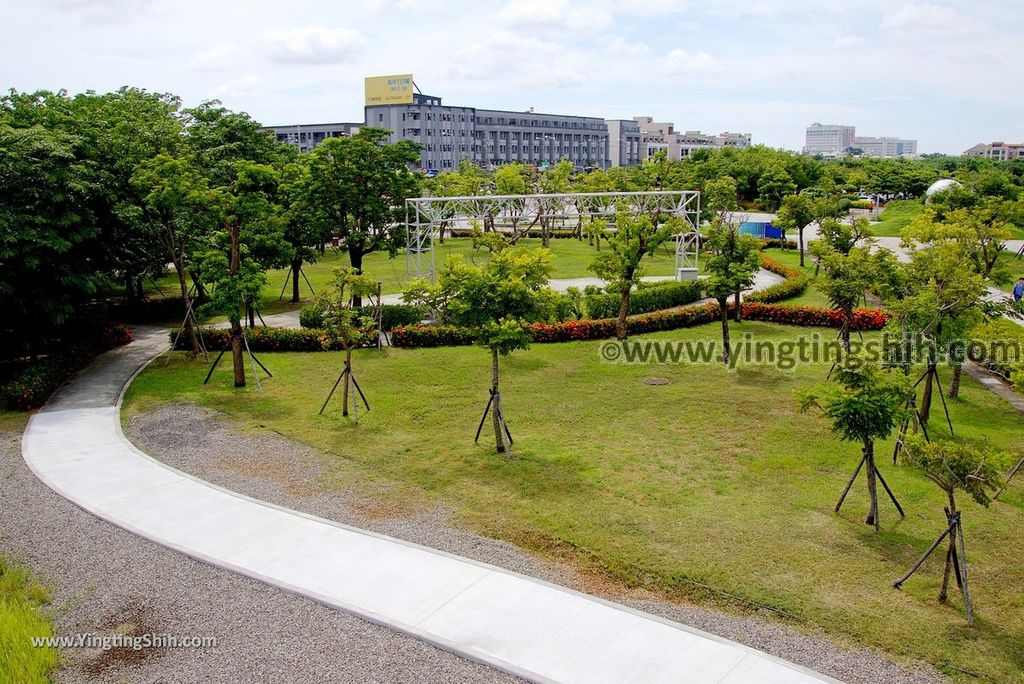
[633,117,751,162]
[803,123,857,157]
[606,119,642,168]
[854,136,917,158]
[264,122,361,153]
[962,142,1023,161]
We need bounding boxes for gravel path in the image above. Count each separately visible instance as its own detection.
[119,402,944,684]
[0,428,519,684]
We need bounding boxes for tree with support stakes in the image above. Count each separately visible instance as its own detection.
[199,162,283,387]
[403,248,555,456]
[702,219,761,363]
[814,239,894,354]
[799,364,913,530]
[893,437,1008,626]
[319,269,377,421]
[589,210,677,340]
[278,160,321,304]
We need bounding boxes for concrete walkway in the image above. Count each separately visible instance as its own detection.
[21,328,837,684]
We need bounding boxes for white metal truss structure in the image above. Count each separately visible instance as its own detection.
[405,191,700,282]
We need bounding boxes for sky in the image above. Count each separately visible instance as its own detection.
[2,0,1022,154]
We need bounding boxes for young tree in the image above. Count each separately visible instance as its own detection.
[895,437,1007,625]
[589,212,676,340]
[816,247,889,352]
[302,128,420,305]
[776,194,815,266]
[200,162,284,386]
[703,220,762,358]
[278,160,320,303]
[799,365,913,530]
[403,248,554,455]
[320,268,377,418]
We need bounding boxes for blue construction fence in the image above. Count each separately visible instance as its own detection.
[739,221,784,239]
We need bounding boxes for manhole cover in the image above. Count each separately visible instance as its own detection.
[643,377,670,386]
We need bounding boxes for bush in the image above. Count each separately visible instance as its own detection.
[969,318,1024,390]
[170,326,378,353]
[0,324,133,410]
[746,256,810,304]
[584,280,703,319]
[299,302,426,330]
[391,302,890,348]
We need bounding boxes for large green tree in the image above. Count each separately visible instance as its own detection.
[301,128,420,305]
[703,219,762,361]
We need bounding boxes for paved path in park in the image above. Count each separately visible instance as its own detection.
[21,329,837,684]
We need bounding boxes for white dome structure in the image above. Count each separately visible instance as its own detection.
[925,178,962,200]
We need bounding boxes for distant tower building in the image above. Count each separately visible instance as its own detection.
[804,123,856,157]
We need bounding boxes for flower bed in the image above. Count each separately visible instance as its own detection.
[1,324,134,410]
[391,303,890,348]
[745,256,809,304]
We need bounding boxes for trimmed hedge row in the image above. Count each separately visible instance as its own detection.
[746,256,810,304]
[391,302,891,348]
[583,280,704,319]
[1,324,134,410]
[299,302,426,330]
[170,326,378,352]
[969,318,1024,390]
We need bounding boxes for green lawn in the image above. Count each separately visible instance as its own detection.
[0,556,59,683]
[870,200,926,238]
[125,323,1024,680]
[150,236,682,316]
[760,248,832,307]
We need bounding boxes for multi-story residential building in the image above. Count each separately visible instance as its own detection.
[962,142,1023,161]
[633,117,751,161]
[264,122,361,153]
[606,119,642,168]
[804,123,857,157]
[854,136,917,158]
[366,92,608,171]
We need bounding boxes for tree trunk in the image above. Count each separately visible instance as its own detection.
[491,347,507,455]
[939,492,958,602]
[864,440,879,530]
[291,255,303,303]
[349,248,364,308]
[719,297,730,365]
[229,223,245,388]
[190,270,206,302]
[174,260,202,356]
[616,288,631,340]
[841,314,852,353]
[541,218,550,248]
[798,227,806,268]
[919,364,934,425]
[733,286,742,323]
[247,300,255,329]
[342,347,352,417]
[948,364,962,399]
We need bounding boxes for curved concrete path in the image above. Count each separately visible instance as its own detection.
[22,328,838,684]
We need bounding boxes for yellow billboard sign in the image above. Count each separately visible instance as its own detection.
[365,74,414,106]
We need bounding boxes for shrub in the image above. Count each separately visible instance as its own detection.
[390,325,474,348]
[0,324,134,410]
[170,326,377,352]
[583,280,703,319]
[746,256,810,304]
[300,302,426,330]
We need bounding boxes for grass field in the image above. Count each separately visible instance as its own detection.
[125,323,1024,680]
[150,236,683,316]
[760,248,832,307]
[870,200,926,238]
[0,556,59,683]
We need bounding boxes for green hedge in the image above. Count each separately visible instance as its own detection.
[583,280,703,319]
[299,302,426,330]
[970,318,1024,391]
[170,326,378,352]
[746,256,810,304]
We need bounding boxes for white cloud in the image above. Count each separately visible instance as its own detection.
[608,37,649,55]
[261,26,367,65]
[39,0,155,24]
[497,0,612,32]
[447,32,587,89]
[209,74,260,99]
[832,34,863,49]
[188,44,242,71]
[663,48,720,76]
[881,3,981,37]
